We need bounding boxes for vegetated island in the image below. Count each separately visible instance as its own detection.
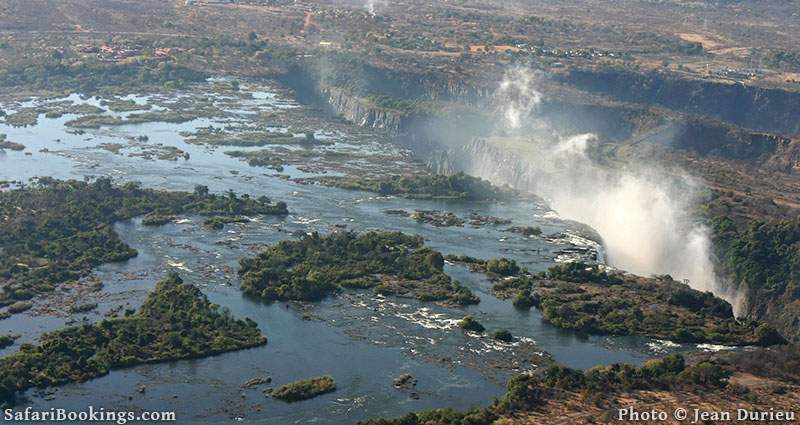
[450,257,784,346]
[238,231,479,305]
[357,346,800,425]
[0,177,288,315]
[270,376,337,402]
[0,274,266,407]
[64,111,201,129]
[298,172,515,200]
[0,134,25,151]
[181,127,331,148]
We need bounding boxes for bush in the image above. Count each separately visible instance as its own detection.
[512,291,537,310]
[271,376,336,402]
[492,329,513,342]
[458,316,485,333]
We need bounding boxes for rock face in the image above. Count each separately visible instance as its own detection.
[324,87,404,132]
[559,68,800,138]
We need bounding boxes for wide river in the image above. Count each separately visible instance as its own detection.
[0,80,695,423]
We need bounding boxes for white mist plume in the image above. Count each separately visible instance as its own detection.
[365,0,386,16]
[496,67,542,130]
[484,67,723,297]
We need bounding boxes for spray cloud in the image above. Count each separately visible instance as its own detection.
[478,67,724,299]
[365,0,386,17]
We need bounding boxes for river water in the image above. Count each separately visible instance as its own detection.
[0,80,694,423]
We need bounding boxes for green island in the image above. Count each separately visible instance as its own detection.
[204,216,250,230]
[270,376,337,402]
[225,150,285,172]
[0,178,288,313]
[304,172,514,200]
[64,111,200,129]
[100,98,152,113]
[181,128,330,148]
[239,231,479,305]
[447,257,783,346]
[500,262,783,346]
[0,274,267,407]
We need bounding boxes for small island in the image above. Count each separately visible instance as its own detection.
[0,274,266,407]
[271,376,337,402]
[239,231,479,305]
[301,172,514,201]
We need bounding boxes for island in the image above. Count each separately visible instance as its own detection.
[0,274,267,407]
[239,231,479,305]
[299,172,515,201]
[449,257,783,346]
[271,376,337,402]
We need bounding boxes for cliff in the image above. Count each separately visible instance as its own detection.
[559,69,800,138]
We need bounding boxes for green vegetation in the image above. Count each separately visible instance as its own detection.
[181,128,331,147]
[492,329,513,342]
[311,172,513,200]
[357,354,733,425]
[1,109,39,127]
[225,150,284,172]
[65,111,199,129]
[529,266,780,345]
[204,216,249,230]
[0,335,18,349]
[711,216,800,341]
[712,217,799,304]
[458,316,485,333]
[486,258,521,276]
[0,61,207,93]
[0,274,266,407]
[141,214,175,226]
[542,262,623,285]
[512,291,536,310]
[504,226,542,237]
[0,178,287,311]
[239,231,478,305]
[446,255,523,278]
[7,301,33,314]
[271,376,337,402]
[100,98,151,113]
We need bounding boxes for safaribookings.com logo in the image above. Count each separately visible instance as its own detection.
[3,406,176,424]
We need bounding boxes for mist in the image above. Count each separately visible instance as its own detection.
[471,67,726,300]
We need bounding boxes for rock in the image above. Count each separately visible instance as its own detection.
[393,373,417,390]
[243,375,272,389]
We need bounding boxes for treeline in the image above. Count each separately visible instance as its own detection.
[0,178,287,311]
[0,274,266,407]
[0,61,207,93]
[312,172,513,201]
[239,231,478,305]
